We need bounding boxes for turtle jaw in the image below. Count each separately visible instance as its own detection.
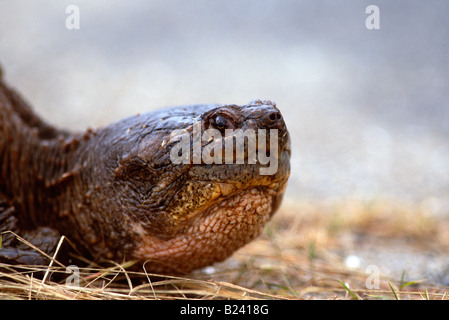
[131,187,276,274]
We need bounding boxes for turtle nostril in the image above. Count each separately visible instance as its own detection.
[267,110,282,123]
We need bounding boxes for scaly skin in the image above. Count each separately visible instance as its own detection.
[0,69,290,274]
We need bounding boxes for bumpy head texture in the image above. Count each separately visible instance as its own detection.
[75,100,291,273]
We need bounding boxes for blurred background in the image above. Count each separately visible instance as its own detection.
[1,1,448,212]
[1,0,449,287]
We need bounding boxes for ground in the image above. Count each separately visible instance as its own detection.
[1,197,448,300]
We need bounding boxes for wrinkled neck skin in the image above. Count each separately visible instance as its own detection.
[0,79,102,253]
[0,78,181,261]
[0,80,72,223]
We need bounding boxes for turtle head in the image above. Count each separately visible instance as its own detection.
[85,100,290,273]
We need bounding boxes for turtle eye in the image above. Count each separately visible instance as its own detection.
[212,114,234,131]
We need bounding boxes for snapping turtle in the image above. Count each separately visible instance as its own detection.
[0,68,290,274]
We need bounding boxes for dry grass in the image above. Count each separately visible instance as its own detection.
[1,197,449,300]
